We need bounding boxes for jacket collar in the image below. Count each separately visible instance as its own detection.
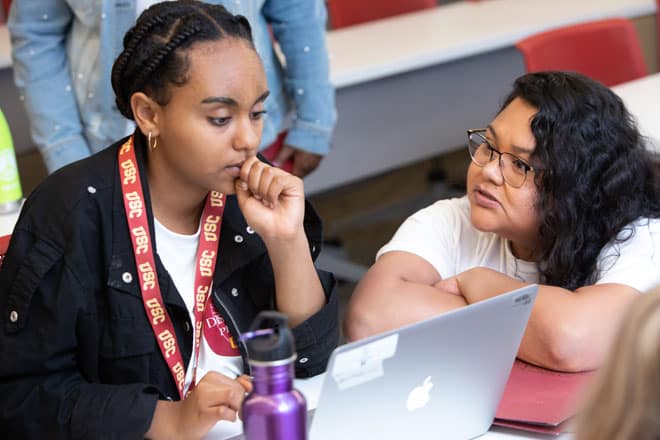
[107,134,273,307]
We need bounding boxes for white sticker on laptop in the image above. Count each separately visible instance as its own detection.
[331,333,399,390]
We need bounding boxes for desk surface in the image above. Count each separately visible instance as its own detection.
[327,0,656,87]
[612,72,660,155]
[206,373,571,440]
[1,0,657,196]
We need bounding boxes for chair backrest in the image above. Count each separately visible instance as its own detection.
[2,0,10,18]
[516,18,648,87]
[0,234,10,269]
[327,0,436,29]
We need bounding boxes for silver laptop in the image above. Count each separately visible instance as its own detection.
[309,284,538,440]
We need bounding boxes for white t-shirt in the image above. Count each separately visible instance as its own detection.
[154,218,243,393]
[377,196,660,292]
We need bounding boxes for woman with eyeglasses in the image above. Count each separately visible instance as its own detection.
[345,71,660,372]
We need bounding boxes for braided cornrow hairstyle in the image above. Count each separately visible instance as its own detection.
[111,0,254,120]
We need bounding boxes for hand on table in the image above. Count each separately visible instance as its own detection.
[147,372,251,440]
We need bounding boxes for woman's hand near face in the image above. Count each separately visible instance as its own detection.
[146,372,251,440]
[235,156,325,327]
[235,156,305,242]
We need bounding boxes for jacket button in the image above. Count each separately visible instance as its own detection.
[299,357,309,364]
[231,288,239,297]
[122,272,133,283]
[184,321,191,332]
[9,310,18,323]
[166,396,174,401]
[234,235,244,243]
[246,226,255,234]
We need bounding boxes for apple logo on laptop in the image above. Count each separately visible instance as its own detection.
[406,376,433,411]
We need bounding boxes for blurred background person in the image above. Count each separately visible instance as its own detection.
[8,0,335,177]
[574,284,660,440]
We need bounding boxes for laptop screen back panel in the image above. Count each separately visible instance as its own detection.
[310,285,537,439]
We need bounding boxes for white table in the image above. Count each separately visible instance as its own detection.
[1,0,657,194]
[206,373,572,440]
[0,0,654,81]
[612,72,660,155]
[326,0,655,88]
[304,0,657,194]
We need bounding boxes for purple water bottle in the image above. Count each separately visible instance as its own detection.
[242,311,307,440]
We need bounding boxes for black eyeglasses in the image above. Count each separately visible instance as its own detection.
[467,129,535,188]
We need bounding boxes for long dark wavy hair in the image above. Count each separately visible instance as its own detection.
[499,71,660,290]
[111,0,254,120]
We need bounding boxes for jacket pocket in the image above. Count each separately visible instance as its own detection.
[99,317,157,384]
[4,239,60,334]
[100,318,155,358]
[103,251,158,380]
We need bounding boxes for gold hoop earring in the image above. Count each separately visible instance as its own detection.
[148,132,158,151]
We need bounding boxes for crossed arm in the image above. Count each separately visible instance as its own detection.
[345,251,639,372]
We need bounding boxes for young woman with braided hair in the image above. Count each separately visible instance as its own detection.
[0,2,338,438]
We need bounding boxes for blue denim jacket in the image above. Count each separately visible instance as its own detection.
[9,0,336,172]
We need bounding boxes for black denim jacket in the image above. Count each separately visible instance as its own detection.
[0,135,338,439]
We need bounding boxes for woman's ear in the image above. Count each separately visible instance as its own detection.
[131,92,161,137]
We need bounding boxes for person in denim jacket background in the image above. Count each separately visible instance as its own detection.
[8,0,336,176]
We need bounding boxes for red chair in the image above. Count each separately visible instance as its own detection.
[516,18,648,87]
[2,0,10,18]
[327,0,436,29]
[0,234,10,269]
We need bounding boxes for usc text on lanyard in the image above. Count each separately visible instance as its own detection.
[118,136,226,399]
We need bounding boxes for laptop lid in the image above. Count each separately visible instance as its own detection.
[309,284,538,440]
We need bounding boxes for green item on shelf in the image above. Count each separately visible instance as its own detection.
[0,107,23,213]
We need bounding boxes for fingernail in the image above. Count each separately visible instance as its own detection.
[238,181,248,190]
[272,161,281,167]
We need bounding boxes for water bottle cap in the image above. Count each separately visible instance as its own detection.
[242,311,295,363]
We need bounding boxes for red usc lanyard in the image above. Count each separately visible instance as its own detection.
[118,136,226,399]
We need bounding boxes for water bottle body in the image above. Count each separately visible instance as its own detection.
[242,363,307,440]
